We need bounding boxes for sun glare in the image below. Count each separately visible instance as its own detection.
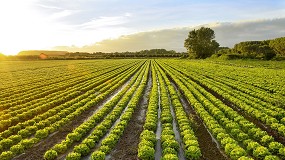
[0,0,53,56]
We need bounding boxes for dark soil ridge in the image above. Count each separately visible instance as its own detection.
[107,65,152,160]
[167,74,229,160]
[186,73,285,145]
[12,71,137,160]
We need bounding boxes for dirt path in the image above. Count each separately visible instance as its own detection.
[107,68,152,160]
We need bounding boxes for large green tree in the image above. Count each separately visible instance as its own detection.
[269,37,285,56]
[184,27,219,59]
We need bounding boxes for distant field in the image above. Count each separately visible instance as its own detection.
[0,59,285,160]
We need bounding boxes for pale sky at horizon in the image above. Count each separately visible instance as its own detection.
[1,0,285,55]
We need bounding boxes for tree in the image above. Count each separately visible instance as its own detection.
[234,41,276,59]
[269,37,285,56]
[184,27,219,59]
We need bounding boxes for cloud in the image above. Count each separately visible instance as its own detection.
[48,9,80,20]
[36,4,62,10]
[53,17,285,53]
[78,15,129,30]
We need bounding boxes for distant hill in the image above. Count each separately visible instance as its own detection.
[18,50,68,56]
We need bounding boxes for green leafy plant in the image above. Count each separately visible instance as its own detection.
[138,145,155,160]
[53,143,67,154]
[44,149,58,160]
[185,146,202,160]
[35,129,49,139]
[10,144,24,155]
[73,144,90,156]
[229,147,247,160]
[91,151,105,160]
[252,146,270,159]
[161,153,179,160]
[66,152,81,160]
[0,151,13,160]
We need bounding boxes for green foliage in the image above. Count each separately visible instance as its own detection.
[234,40,276,59]
[252,146,270,159]
[139,139,155,148]
[73,144,90,156]
[138,145,155,160]
[237,156,254,160]
[53,143,67,154]
[184,27,220,59]
[91,151,105,160]
[268,142,283,154]
[185,146,201,160]
[264,155,280,160]
[10,144,24,155]
[20,138,38,149]
[35,129,49,139]
[0,138,13,149]
[279,147,285,158]
[246,142,260,153]
[82,138,96,149]
[18,129,32,138]
[230,148,247,160]
[162,139,179,151]
[184,140,199,148]
[66,152,81,160]
[140,130,156,144]
[0,151,13,160]
[67,132,81,142]
[225,143,239,155]
[44,149,58,160]
[260,135,274,146]
[161,153,179,160]
[99,145,111,154]
[162,147,177,156]
[269,37,285,56]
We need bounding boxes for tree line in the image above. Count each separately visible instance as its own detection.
[0,49,187,61]
[184,27,285,60]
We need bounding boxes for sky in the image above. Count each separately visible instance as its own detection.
[0,0,285,55]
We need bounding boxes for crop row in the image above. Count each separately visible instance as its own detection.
[0,61,145,159]
[44,61,149,160]
[162,60,285,137]
[159,60,285,159]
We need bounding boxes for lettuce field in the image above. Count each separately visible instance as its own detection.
[0,59,285,160]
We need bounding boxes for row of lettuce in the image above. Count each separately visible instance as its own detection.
[161,60,285,138]
[138,62,201,160]
[0,61,138,130]
[0,60,132,110]
[157,60,285,160]
[0,60,145,160]
[2,59,284,160]
[43,61,149,160]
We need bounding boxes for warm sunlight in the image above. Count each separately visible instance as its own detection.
[0,0,133,55]
[0,0,284,55]
[0,0,50,55]
[0,1,285,160]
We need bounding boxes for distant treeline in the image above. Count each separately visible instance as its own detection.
[1,37,285,61]
[0,49,187,60]
[214,37,285,60]
[66,49,187,59]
